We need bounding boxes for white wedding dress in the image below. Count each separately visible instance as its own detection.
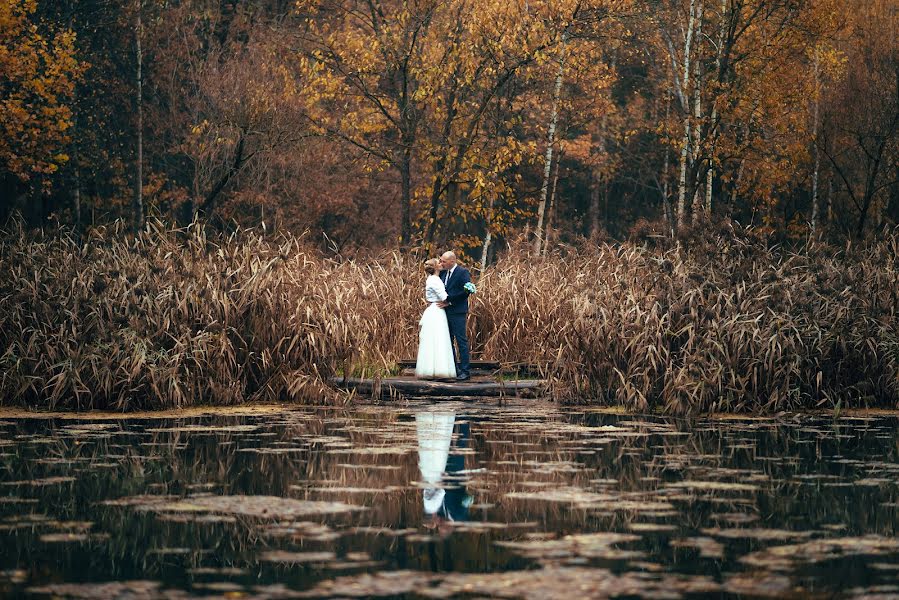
[415,274,457,379]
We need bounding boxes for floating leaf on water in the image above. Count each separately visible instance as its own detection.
[667,481,761,492]
[297,566,721,599]
[145,425,260,433]
[700,528,815,541]
[1,476,75,486]
[104,494,365,519]
[450,521,539,533]
[710,512,759,524]
[39,533,109,543]
[855,478,891,486]
[497,532,642,560]
[147,547,192,555]
[0,569,27,584]
[101,494,178,507]
[505,487,613,504]
[724,572,793,597]
[325,551,384,571]
[327,446,412,455]
[295,486,390,494]
[580,500,677,513]
[349,526,419,537]
[670,537,725,559]
[155,514,195,523]
[187,567,248,576]
[740,536,899,570]
[26,581,162,597]
[43,520,94,530]
[262,521,340,541]
[628,523,677,533]
[259,550,336,563]
[292,570,435,597]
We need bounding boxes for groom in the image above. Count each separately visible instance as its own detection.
[437,251,471,381]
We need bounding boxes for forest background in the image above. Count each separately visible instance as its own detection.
[3,0,897,260]
[1,0,899,413]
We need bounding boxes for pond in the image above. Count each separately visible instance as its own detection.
[1,402,898,598]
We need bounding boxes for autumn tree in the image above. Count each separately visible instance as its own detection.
[820,0,899,238]
[0,0,82,216]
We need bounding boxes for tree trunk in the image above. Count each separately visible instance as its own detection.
[590,171,601,240]
[74,180,81,238]
[705,0,728,214]
[730,158,744,207]
[661,93,673,235]
[676,0,698,232]
[480,230,492,273]
[425,85,459,251]
[133,0,144,233]
[811,48,821,236]
[690,0,704,225]
[543,149,562,257]
[400,143,413,249]
[480,193,495,272]
[534,30,568,254]
[201,133,246,213]
[826,175,833,223]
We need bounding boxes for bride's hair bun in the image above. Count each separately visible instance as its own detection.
[423,258,439,275]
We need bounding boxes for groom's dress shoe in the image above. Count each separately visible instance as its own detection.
[456,373,470,381]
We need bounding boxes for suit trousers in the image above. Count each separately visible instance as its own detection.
[446,312,470,376]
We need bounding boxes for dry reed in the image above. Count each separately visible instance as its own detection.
[1,219,896,413]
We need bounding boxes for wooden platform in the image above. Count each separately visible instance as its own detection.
[334,365,544,399]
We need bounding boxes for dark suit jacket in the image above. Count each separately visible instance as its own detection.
[441,265,471,315]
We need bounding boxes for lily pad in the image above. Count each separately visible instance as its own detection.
[104,494,365,519]
[740,536,899,570]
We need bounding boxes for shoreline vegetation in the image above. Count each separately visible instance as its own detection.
[1,220,897,414]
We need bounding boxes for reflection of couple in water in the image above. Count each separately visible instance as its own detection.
[415,410,473,532]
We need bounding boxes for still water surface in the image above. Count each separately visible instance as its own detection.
[2,402,899,598]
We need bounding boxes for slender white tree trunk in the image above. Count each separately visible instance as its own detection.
[543,150,563,257]
[811,47,821,236]
[706,0,727,213]
[676,0,698,232]
[480,230,491,273]
[534,30,568,254]
[480,194,495,272]
[690,0,705,225]
[133,0,144,233]
[660,92,674,235]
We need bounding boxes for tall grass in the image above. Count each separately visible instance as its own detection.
[1,219,897,413]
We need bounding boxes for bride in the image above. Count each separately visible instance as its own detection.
[415,259,457,379]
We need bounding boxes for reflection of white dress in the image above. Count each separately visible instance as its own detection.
[415,275,457,379]
[416,411,456,514]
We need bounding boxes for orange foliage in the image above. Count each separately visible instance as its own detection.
[0,0,82,186]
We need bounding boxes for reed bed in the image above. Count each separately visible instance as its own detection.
[1,220,896,413]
